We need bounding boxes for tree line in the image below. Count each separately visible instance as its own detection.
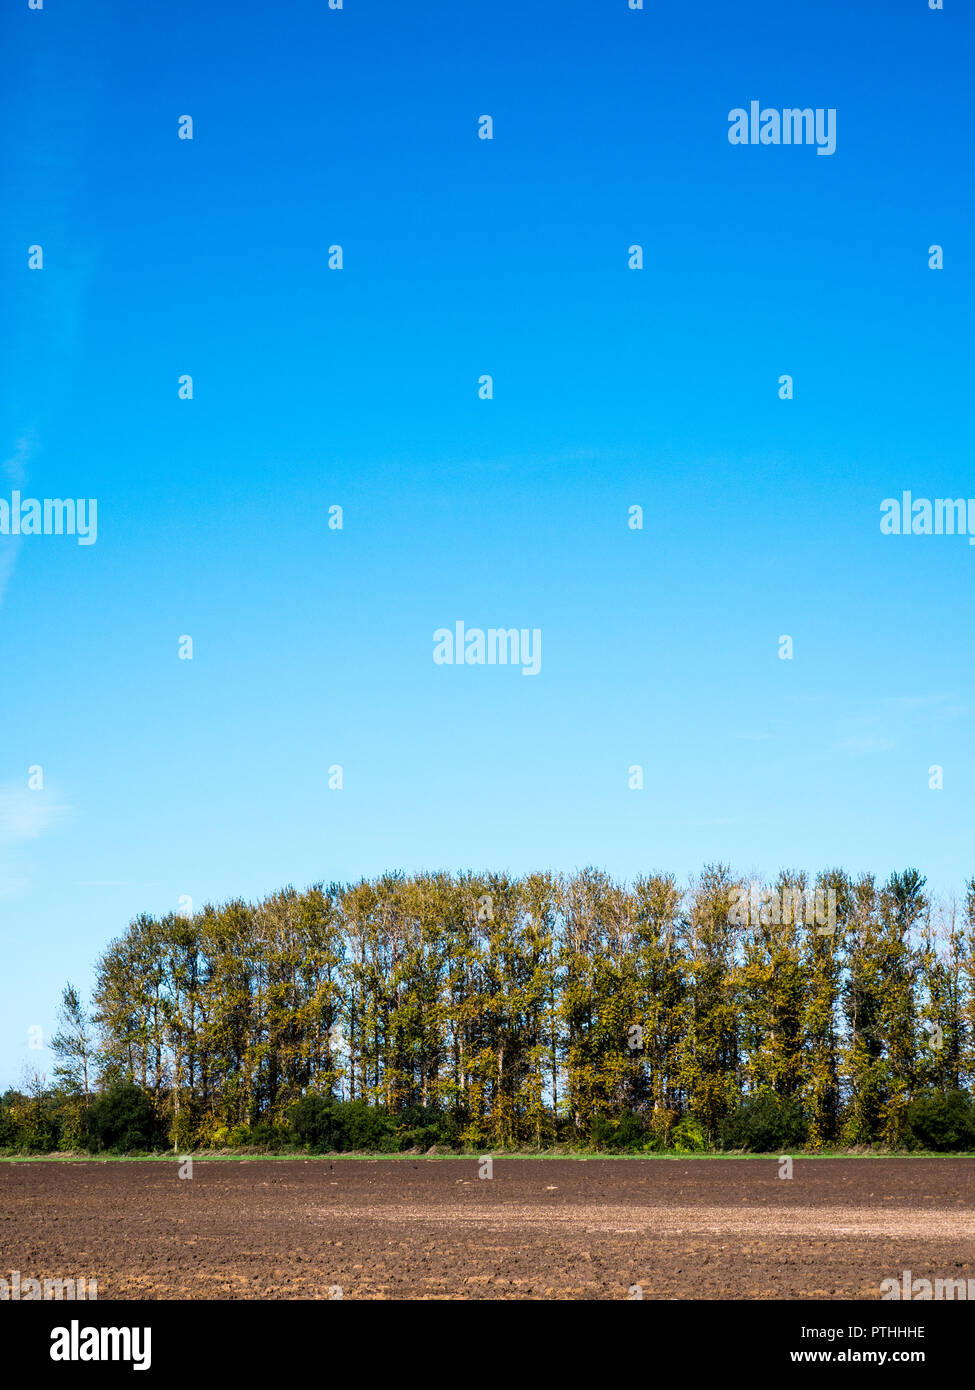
[5,865,975,1154]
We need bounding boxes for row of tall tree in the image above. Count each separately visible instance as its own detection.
[46,866,975,1149]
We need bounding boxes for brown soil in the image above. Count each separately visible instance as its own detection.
[2,1157,973,1300]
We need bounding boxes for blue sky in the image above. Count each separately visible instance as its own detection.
[1,0,972,1087]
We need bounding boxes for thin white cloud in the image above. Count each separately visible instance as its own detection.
[0,784,73,844]
[884,694,968,718]
[0,783,74,899]
[837,736,897,753]
[834,693,967,755]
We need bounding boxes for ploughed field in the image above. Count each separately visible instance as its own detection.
[2,1157,974,1300]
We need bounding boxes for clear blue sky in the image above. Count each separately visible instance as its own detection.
[1,0,972,1087]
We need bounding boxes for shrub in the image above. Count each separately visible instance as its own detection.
[337,1099,398,1152]
[204,1122,231,1149]
[671,1116,708,1153]
[249,1120,291,1150]
[718,1096,808,1153]
[289,1096,398,1153]
[53,1092,87,1151]
[395,1104,459,1151]
[589,1112,647,1152]
[289,1095,338,1152]
[905,1090,975,1152]
[588,1115,617,1151]
[85,1083,159,1153]
[2,1089,62,1152]
[616,1112,647,1150]
[0,1098,16,1149]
